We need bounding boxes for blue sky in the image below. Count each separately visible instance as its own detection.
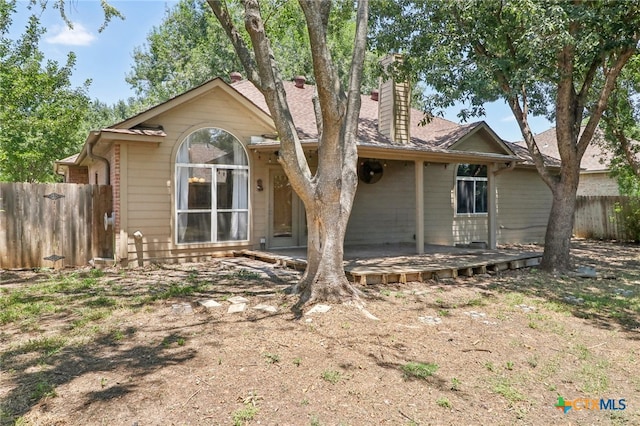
[9,0,553,142]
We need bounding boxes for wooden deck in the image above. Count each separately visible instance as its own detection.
[234,244,542,285]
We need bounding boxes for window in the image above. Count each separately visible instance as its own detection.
[175,128,249,243]
[456,164,487,214]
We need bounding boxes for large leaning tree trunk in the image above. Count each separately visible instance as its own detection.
[208,0,368,305]
[507,43,636,271]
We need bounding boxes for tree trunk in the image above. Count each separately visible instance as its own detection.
[294,198,361,307]
[540,167,580,271]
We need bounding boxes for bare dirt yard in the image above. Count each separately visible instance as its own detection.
[1,240,639,426]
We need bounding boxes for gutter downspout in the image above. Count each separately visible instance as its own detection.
[87,132,110,185]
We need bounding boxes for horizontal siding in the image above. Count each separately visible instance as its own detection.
[454,132,500,153]
[496,169,551,244]
[119,85,274,262]
[423,164,456,245]
[346,160,415,245]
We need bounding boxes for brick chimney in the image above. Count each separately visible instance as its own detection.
[378,54,410,145]
[230,72,242,83]
[294,75,306,88]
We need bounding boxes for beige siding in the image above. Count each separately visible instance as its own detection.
[423,163,455,245]
[117,86,274,264]
[346,160,416,244]
[454,132,503,153]
[496,168,551,244]
[578,173,619,196]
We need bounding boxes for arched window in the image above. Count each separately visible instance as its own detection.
[456,164,488,214]
[175,128,249,243]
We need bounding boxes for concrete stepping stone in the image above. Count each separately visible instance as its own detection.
[514,304,536,313]
[563,295,584,305]
[171,303,193,315]
[418,315,442,325]
[463,310,487,319]
[613,288,634,297]
[227,296,249,304]
[227,303,247,314]
[199,299,222,309]
[253,304,278,313]
[306,304,331,315]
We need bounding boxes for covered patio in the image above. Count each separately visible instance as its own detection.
[235,243,542,285]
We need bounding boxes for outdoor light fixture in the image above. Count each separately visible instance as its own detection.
[257,179,263,191]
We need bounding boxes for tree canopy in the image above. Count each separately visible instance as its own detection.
[127,0,378,105]
[372,0,640,270]
[0,0,90,182]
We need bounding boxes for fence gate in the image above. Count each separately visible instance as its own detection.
[0,183,113,269]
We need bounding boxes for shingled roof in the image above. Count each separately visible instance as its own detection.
[231,78,518,158]
[517,127,608,171]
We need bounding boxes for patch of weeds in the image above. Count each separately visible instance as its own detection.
[450,377,461,391]
[484,361,496,372]
[89,268,105,278]
[492,377,525,404]
[30,376,57,401]
[111,329,125,342]
[263,352,280,364]
[321,370,342,384]
[580,359,610,393]
[394,291,406,298]
[465,296,485,307]
[17,336,66,357]
[528,321,538,329]
[154,282,204,300]
[85,296,116,308]
[341,322,351,329]
[526,356,538,368]
[380,289,392,297]
[310,415,322,426]
[504,292,525,306]
[401,362,439,380]
[232,404,259,426]
[177,337,186,346]
[293,357,302,367]
[436,397,452,409]
[438,309,451,317]
[542,300,571,314]
[300,398,310,406]
[226,269,262,281]
[573,343,591,360]
[505,361,514,371]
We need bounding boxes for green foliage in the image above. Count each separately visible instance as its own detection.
[320,369,342,384]
[126,0,380,106]
[614,198,640,242]
[0,0,91,182]
[401,362,439,380]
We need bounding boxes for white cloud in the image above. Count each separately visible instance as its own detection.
[46,22,96,46]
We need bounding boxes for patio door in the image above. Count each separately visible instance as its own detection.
[269,169,306,248]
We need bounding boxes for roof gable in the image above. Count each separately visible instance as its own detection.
[113,78,275,132]
[447,122,516,156]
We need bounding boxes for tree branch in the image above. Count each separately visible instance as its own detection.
[207,0,261,86]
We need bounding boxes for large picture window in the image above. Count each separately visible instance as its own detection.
[456,164,488,215]
[175,128,249,244]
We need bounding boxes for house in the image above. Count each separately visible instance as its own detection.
[518,127,619,196]
[56,73,556,266]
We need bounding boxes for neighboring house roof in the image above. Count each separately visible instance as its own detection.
[517,127,610,172]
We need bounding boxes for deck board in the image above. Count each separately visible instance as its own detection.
[234,246,542,285]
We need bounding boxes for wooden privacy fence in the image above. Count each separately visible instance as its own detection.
[574,196,637,241]
[0,183,113,269]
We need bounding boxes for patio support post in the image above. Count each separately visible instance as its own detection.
[415,160,424,254]
[488,163,497,249]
